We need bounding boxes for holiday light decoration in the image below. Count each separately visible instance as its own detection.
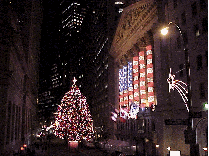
[120,106,129,122]
[129,102,139,119]
[111,109,119,122]
[119,69,124,106]
[53,77,94,142]
[133,56,139,104]
[117,45,156,121]
[146,45,155,107]
[123,66,128,106]
[128,62,133,106]
[139,51,146,108]
[167,68,189,112]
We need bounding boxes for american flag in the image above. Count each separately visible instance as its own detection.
[117,45,156,122]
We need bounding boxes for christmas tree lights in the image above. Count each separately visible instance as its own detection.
[53,78,94,142]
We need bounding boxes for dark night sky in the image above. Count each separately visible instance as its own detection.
[39,0,60,78]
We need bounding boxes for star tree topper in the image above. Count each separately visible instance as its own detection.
[73,77,77,85]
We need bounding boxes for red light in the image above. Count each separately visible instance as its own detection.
[23,144,27,148]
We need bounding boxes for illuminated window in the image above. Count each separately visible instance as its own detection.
[119,8,123,13]
[115,1,124,4]
[194,24,200,37]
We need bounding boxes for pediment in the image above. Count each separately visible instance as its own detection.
[110,0,158,60]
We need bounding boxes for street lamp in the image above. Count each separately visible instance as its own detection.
[161,21,192,113]
[161,27,169,36]
[161,22,197,156]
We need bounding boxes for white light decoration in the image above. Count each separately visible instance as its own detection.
[128,62,133,105]
[123,66,128,105]
[119,69,124,105]
[129,102,139,119]
[167,68,189,112]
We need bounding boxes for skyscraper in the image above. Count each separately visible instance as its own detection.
[38,0,134,140]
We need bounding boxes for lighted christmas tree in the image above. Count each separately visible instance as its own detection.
[53,77,94,143]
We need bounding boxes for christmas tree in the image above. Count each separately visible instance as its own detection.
[53,77,94,143]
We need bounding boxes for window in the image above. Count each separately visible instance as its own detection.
[197,55,203,70]
[199,83,206,99]
[194,24,200,37]
[202,17,208,33]
[200,0,206,10]
[175,17,179,26]
[177,36,181,49]
[6,101,11,144]
[181,11,186,25]
[179,64,184,77]
[182,32,188,45]
[191,2,197,17]
[173,0,177,9]
[152,121,155,131]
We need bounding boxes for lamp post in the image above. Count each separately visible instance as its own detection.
[161,22,198,156]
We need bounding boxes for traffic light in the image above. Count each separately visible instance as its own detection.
[184,128,196,144]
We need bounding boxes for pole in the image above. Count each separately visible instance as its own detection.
[167,22,198,156]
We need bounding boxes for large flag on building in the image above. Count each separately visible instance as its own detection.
[120,106,129,123]
[118,45,155,121]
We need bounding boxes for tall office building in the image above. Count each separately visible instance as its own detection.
[38,0,85,125]
[56,0,135,139]
[75,0,134,139]
[60,0,86,42]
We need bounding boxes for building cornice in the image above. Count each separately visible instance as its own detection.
[110,0,158,64]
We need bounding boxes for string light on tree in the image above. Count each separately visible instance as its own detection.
[53,77,94,142]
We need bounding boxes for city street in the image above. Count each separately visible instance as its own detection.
[32,136,109,156]
[35,144,106,156]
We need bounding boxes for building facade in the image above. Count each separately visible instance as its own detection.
[0,1,42,154]
[154,0,208,155]
[109,0,207,155]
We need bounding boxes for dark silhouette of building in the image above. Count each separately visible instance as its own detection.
[0,0,42,154]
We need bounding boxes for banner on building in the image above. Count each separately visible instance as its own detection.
[118,45,155,120]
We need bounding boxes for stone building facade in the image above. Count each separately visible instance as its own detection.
[109,0,207,155]
[0,1,42,154]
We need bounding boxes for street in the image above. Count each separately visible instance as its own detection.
[35,144,106,156]
[30,136,109,156]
